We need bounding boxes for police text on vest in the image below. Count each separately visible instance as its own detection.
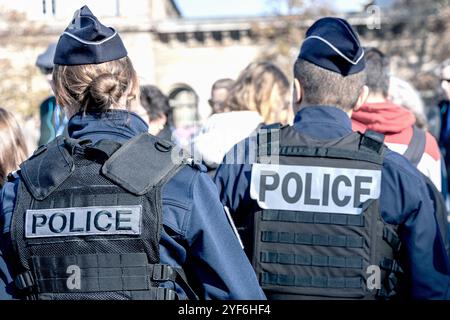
[250,164,381,215]
[25,205,142,238]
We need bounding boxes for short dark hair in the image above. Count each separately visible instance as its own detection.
[293,58,366,111]
[139,85,172,125]
[211,78,234,92]
[364,47,390,98]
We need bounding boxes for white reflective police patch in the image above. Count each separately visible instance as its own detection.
[250,164,381,215]
[25,205,142,238]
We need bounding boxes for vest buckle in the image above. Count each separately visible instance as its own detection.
[14,271,35,291]
[152,264,175,281]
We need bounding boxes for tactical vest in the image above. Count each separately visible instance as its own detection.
[250,125,404,300]
[9,133,197,300]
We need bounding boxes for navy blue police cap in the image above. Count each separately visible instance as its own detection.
[54,5,127,65]
[298,17,365,76]
[36,42,57,69]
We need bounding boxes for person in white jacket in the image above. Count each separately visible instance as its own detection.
[192,61,291,173]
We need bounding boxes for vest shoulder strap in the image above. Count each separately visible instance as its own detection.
[273,126,386,164]
[19,135,74,201]
[101,133,184,195]
[360,130,385,155]
[20,133,188,199]
[260,122,282,130]
[403,125,426,167]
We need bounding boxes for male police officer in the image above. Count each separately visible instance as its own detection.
[0,6,265,300]
[214,17,450,299]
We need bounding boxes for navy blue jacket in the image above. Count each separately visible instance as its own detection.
[0,110,266,300]
[214,105,450,299]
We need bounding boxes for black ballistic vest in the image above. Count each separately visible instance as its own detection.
[250,125,404,300]
[9,133,195,300]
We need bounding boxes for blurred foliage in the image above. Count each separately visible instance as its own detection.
[253,1,336,80]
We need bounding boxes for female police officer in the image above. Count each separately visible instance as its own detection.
[0,6,265,300]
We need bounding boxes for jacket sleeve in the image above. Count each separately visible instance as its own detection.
[381,153,450,299]
[214,162,253,214]
[0,180,19,300]
[185,171,265,300]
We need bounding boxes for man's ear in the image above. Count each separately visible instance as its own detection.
[354,85,369,112]
[293,78,302,104]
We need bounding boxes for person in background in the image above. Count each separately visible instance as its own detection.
[0,108,28,187]
[208,78,234,114]
[352,47,442,191]
[389,76,428,129]
[35,42,68,146]
[139,84,174,141]
[192,61,290,173]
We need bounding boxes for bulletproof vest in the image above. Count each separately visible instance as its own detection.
[249,125,404,300]
[9,133,196,300]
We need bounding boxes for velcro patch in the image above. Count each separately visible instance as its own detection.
[25,205,142,238]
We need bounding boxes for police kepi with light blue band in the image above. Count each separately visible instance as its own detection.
[299,17,365,76]
[54,6,127,65]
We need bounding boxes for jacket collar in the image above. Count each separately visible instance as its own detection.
[292,105,353,140]
[67,109,149,143]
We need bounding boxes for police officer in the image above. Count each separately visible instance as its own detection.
[214,17,450,299]
[0,6,265,300]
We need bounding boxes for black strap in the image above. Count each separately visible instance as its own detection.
[14,271,35,291]
[379,258,404,274]
[84,140,123,162]
[260,272,361,288]
[257,123,281,160]
[278,146,384,165]
[403,125,426,167]
[377,258,403,299]
[6,171,19,182]
[262,210,364,227]
[383,226,402,252]
[173,268,199,300]
[360,130,385,155]
[260,251,363,269]
[128,287,178,300]
[261,231,364,248]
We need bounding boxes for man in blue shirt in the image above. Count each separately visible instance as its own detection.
[214,17,450,299]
